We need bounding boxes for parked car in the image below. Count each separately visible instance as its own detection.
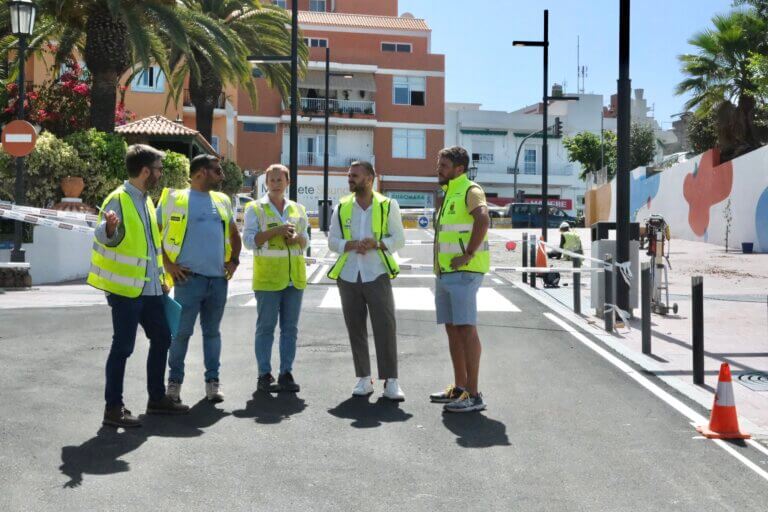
[487,205,507,218]
[503,203,576,228]
[234,193,254,224]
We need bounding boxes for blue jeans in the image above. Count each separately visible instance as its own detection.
[254,286,304,376]
[105,294,170,407]
[168,275,228,383]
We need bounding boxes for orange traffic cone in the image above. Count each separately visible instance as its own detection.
[536,240,548,268]
[696,363,750,439]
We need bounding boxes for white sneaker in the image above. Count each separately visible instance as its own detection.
[205,380,224,403]
[383,378,405,402]
[352,377,374,396]
[167,381,182,403]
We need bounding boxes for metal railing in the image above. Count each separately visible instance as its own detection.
[292,97,375,115]
[183,89,226,109]
[281,152,375,167]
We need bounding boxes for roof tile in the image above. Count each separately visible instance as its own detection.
[115,115,199,137]
[299,11,429,31]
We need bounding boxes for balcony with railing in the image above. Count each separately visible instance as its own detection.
[183,89,226,109]
[281,152,375,168]
[287,97,376,118]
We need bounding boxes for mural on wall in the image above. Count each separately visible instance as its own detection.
[591,147,768,252]
[682,150,734,237]
[630,171,661,221]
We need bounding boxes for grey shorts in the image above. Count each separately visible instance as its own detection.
[435,272,484,326]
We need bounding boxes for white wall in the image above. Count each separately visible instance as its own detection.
[0,225,92,285]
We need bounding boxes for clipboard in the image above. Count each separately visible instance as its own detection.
[163,295,182,338]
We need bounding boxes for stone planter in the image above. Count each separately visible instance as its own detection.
[60,176,84,199]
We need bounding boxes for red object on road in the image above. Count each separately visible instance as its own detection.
[1,120,37,157]
[696,363,750,439]
[505,241,517,251]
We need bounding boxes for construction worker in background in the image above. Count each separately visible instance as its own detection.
[157,154,241,405]
[243,164,308,394]
[548,221,583,260]
[430,146,490,413]
[90,144,189,428]
[327,161,406,401]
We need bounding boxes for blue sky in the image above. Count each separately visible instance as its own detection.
[399,0,736,129]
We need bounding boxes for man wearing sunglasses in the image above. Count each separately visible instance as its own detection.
[157,154,242,405]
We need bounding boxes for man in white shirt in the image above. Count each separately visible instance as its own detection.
[327,161,406,400]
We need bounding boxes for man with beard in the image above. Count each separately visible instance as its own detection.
[90,144,189,428]
[327,161,406,401]
[158,155,241,405]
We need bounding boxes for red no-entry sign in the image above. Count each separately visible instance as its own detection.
[2,120,37,157]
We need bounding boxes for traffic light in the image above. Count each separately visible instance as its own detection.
[553,117,563,138]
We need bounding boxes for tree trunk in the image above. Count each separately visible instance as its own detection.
[90,71,119,132]
[189,55,224,145]
[83,5,130,133]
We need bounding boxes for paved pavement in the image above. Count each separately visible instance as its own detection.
[1,229,767,510]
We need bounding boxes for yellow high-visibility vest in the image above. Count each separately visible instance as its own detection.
[87,186,164,298]
[327,192,400,280]
[434,173,490,275]
[250,197,307,291]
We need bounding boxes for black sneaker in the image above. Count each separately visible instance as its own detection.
[278,372,300,393]
[146,395,190,415]
[103,406,142,428]
[429,384,464,403]
[257,373,279,393]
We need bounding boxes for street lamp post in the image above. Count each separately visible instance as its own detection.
[8,0,36,264]
[514,9,578,242]
[321,47,353,232]
[616,0,632,313]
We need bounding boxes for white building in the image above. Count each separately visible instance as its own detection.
[445,87,672,217]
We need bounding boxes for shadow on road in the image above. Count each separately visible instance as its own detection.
[327,396,413,428]
[231,391,307,424]
[59,399,229,488]
[441,413,511,448]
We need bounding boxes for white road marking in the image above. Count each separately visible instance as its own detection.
[316,286,520,312]
[543,312,768,484]
[396,274,435,279]
[311,264,328,284]
[492,278,504,285]
[244,297,256,307]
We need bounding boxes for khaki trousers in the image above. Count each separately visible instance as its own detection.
[337,274,398,379]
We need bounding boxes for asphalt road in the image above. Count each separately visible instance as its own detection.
[1,229,767,511]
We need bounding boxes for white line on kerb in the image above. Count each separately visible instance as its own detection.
[543,312,768,483]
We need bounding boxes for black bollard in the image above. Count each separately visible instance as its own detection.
[692,276,704,385]
[529,235,537,288]
[604,254,614,332]
[641,262,652,355]
[306,224,312,257]
[573,256,581,315]
[522,232,528,284]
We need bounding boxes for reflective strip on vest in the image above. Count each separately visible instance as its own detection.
[256,248,305,258]
[437,241,490,253]
[88,264,147,289]
[92,242,148,268]
[440,223,474,232]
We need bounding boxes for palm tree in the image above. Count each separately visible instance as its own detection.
[172,1,307,143]
[676,10,766,155]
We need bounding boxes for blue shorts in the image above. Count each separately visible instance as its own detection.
[435,272,484,326]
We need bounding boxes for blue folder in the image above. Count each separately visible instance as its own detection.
[163,295,182,338]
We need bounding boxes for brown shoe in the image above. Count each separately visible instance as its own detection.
[103,406,142,428]
[146,395,190,415]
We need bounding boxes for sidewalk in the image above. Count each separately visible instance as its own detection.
[493,227,768,437]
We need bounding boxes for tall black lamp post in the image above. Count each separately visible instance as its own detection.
[8,0,36,263]
[514,9,578,242]
[616,0,632,313]
[321,47,353,232]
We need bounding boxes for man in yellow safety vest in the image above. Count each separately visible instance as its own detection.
[89,144,189,428]
[157,154,241,405]
[243,164,308,393]
[327,161,406,401]
[429,146,491,413]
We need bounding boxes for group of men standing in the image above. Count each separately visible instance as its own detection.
[89,144,490,428]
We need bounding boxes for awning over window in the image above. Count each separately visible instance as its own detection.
[300,71,377,92]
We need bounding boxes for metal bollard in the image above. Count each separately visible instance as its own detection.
[604,254,614,332]
[641,262,652,355]
[522,232,528,284]
[306,225,312,257]
[692,275,704,385]
[573,256,581,315]
[529,235,537,288]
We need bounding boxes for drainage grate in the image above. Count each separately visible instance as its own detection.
[736,372,768,391]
